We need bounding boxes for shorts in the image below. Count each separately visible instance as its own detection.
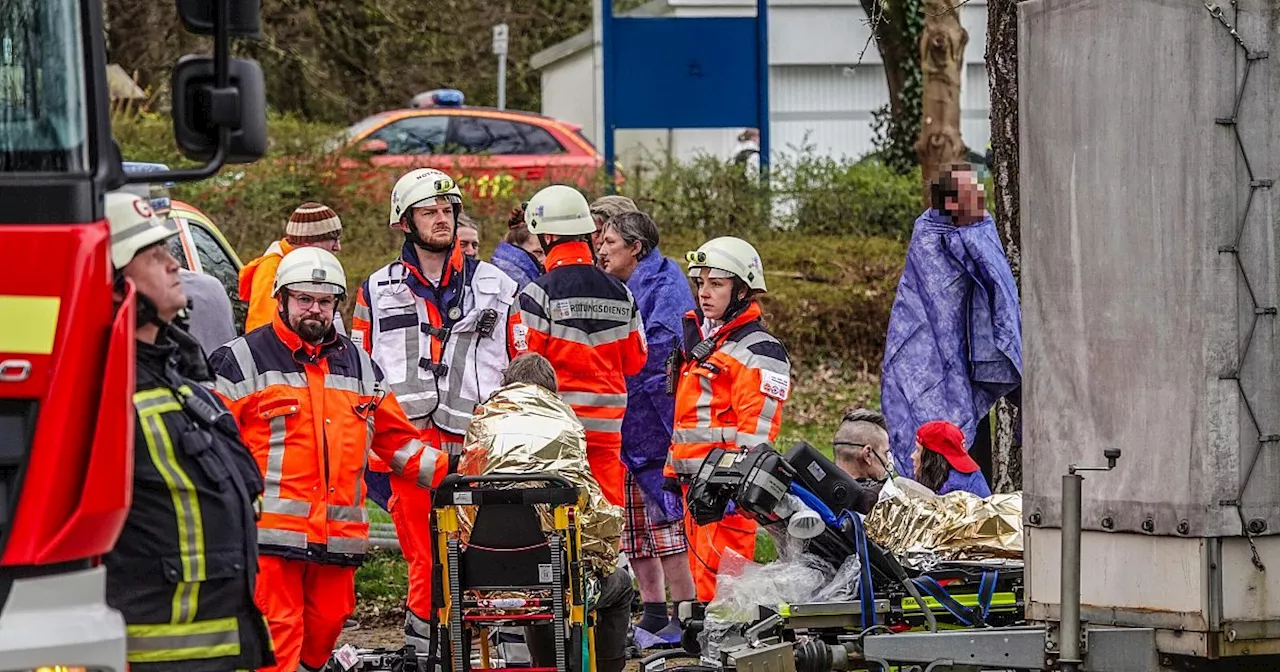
[621,471,688,559]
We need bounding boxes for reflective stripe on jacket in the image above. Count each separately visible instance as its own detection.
[513,241,647,502]
[209,315,448,566]
[664,302,791,480]
[352,248,518,437]
[106,337,273,672]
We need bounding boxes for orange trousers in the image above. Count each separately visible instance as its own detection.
[255,555,357,672]
[587,442,626,507]
[682,487,758,602]
[389,471,437,627]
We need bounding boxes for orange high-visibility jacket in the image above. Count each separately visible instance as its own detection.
[664,302,791,480]
[238,238,295,333]
[208,315,450,565]
[511,240,647,505]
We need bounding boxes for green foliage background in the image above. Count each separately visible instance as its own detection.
[105,0,594,123]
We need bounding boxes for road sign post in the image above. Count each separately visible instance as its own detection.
[493,23,509,110]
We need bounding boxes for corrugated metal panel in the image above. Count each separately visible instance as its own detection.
[769,6,880,65]
[770,65,888,113]
[772,119,877,159]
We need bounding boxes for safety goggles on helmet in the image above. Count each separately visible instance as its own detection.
[684,250,737,280]
[684,236,767,292]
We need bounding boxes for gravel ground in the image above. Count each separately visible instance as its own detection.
[334,616,694,672]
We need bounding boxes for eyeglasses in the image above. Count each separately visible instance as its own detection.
[293,294,337,311]
[833,441,896,477]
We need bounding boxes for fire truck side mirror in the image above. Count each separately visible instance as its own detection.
[171,56,268,164]
[176,0,263,38]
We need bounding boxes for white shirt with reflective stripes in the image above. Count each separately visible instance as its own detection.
[364,259,517,437]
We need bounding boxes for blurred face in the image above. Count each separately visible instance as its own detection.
[284,289,338,343]
[947,170,985,222]
[400,200,455,251]
[304,237,342,254]
[457,226,480,257]
[123,242,186,321]
[521,236,546,265]
[693,268,737,321]
[597,226,641,281]
[911,441,924,480]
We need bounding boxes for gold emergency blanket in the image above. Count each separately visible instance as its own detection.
[456,383,623,575]
[863,477,1022,560]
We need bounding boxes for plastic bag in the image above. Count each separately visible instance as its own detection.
[699,545,864,663]
[811,552,864,602]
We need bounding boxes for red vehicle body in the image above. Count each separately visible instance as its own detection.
[0,1,136,668]
[1,1,263,669]
[330,104,608,202]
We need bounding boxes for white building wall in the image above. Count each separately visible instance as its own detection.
[539,48,597,146]
[535,0,991,168]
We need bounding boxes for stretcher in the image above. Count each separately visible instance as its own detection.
[334,473,595,672]
[651,443,1027,672]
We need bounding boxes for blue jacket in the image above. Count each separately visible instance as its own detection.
[622,251,696,524]
[939,469,993,498]
[881,209,1022,475]
[491,240,542,293]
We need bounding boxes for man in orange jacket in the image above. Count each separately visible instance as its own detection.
[512,184,648,506]
[210,247,460,672]
[239,202,345,333]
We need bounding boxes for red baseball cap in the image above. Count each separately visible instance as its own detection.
[916,420,980,474]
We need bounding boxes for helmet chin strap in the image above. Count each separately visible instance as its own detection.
[117,274,169,330]
[721,280,751,322]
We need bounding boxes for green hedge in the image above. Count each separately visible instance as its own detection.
[115,114,914,367]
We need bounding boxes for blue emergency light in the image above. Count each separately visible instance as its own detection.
[122,161,177,188]
[121,161,175,216]
[410,88,465,109]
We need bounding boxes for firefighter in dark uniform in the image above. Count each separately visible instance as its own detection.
[103,191,274,671]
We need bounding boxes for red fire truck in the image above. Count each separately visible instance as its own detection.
[0,1,265,669]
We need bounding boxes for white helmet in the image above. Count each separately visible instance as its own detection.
[105,191,179,270]
[524,184,595,236]
[685,236,767,292]
[389,168,464,226]
[273,247,348,297]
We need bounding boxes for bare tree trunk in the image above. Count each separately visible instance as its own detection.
[914,0,969,206]
[986,0,1022,492]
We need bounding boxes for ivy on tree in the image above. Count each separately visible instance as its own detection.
[865,0,924,175]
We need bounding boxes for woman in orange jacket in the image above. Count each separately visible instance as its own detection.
[663,236,791,602]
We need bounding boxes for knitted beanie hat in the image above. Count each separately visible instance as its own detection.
[285,202,342,242]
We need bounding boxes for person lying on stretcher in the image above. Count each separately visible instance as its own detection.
[459,353,635,672]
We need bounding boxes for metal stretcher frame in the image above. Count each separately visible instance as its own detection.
[432,473,597,672]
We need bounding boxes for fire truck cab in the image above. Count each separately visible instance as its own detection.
[0,1,266,670]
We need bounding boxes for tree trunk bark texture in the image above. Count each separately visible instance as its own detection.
[859,0,911,122]
[986,0,1022,493]
[914,0,969,207]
